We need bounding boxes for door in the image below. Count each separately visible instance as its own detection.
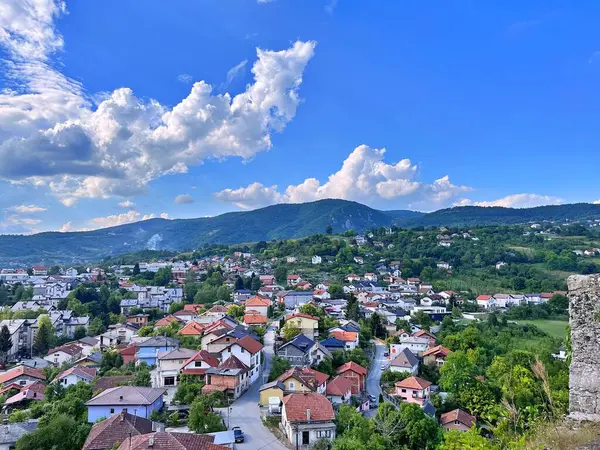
[302,431,310,445]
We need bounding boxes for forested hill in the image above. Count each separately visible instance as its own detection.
[2,200,600,265]
[397,203,600,227]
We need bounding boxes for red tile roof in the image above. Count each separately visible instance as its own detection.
[83,410,154,450]
[283,393,334,422]
[413,329,436,340]
[0,365,45,385]
[285,313,319,321]
[395,376,432,390]
[117,432,228,450]
[218,356,249,371]
[325,376,352,397]
[57,366,97,381]
[422,345,451,358]
[234,335,264,354]
[47,343,83,356]
[336,361,367,376]
[155,315,181,327]
[181,350,219,375]
[245,296,271,307]
[183,304,203,313]
[277,367,329,390]
[476,295,492,301]
[440,409,476,428]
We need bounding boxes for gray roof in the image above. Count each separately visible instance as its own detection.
[259,381,285,392]
[391,348,419,368]
[85,386,166,406]
[136,336,179,348]
[0,420,38,445]
[78,337,99,346]
[158,348,197,361]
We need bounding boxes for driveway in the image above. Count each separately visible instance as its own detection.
[365,340,387,417]
[226,325,288,450]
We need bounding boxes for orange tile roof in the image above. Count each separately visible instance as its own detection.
[0,366,45,385]
[155,315,181,327]
[283,393,334,422]
[181,350,219,373]
[476,295,492,301]
[331,331,358,342]
[325,376,352,397]
[422,345,451,358]
[243,314,267,325]
[245,296,271,307]
[183,304,203,313]
[395,376,432,390]
[336,361,367,376]
[285,313,319,321]
[277,367,329,390]
[177,321,204,336]
[234,335,264,354]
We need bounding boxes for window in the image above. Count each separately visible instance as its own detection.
[19,380,26,386]
[194,361,203,367]
[110,408,115,414]
[401,389,406,393]
[317,430,332,438]
[289,381,296,391]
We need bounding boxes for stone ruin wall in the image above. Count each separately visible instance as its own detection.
[569,274,600,421]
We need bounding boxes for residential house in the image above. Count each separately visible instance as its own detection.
[177,320,204,337]
[476,295,494,309]
[259,275,276,286]
[156,348,198,387]
[99,323,138,348]
[0,366,45,388]
[285,313,319,340]
[0,319,30,360]
[423,345,451,367]
[75,352,103,369]
[115,432,229,450]
[56,367,96,387]
[319,337,345,352]
[394,376,431,405]
[390,335,430,357]
[364,273,378,282]
[76,337,100,357]
[287,275,302,286]
[172,309,196,322]
[244,296,271,316]
[219,336,264,384]
[276,335,315,367]
[353,256,364,264]
[234,289,252,302]
[336,362,367,395]
[389,348,419,375]
[205,332,238,354]
[243,311,268,327]
[313,289,330,300]
[281,393,336,448]
[311,255,322,265]
[279,291,314,309]
[277,367,329,395]
[346,274,361,283]
[82,410,156,450]
[0,421,38,450]
[32,266,48,276]
[126,314,149,327]
[4,386,45,410]
[440,409,476,432]
[155,315,181,328]
[259,380,285,412]
[135,336,179,367]
[202,356,250,399]
[44,343,83,366]
[325,376,352,406]
[86,386,166,422]
[330,330,358,350]
[180,350,220,380]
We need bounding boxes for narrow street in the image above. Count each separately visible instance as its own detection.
[365,340,387,417]
[226,324,288,450]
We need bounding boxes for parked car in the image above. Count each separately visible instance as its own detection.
[383,352,389,357]
[368,394,378,409]
[233,426,244,443]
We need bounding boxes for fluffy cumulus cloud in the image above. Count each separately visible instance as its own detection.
[117,200,135,208]
[472,193,564,208]
[174,194,194,204]
[215,145,471,209]
[0,1,316,206]
[86,210,169,230]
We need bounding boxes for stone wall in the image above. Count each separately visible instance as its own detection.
[569,274,600,421]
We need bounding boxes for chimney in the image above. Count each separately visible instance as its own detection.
[119,395,123,401]
[306,408,310,422]
[148,436,154,448]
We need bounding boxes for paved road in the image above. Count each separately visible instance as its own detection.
[227,325,288,450]
[365,340,387,417]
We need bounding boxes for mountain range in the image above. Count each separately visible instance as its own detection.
[2,199,600,265]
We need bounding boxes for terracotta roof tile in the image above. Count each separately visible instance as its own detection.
[178,321,205,336]
[336,361,367,376]
[0,366,45,385]
[234,335,263,354]
[422,345,451,358]
[243,314,267,325]
[395,376,432,390]
[118,431,228,450]
[331,331,358,342]
[440,408,476,428]
[282,393,334,422]
[325,376,352,397]
[83,411,154,450]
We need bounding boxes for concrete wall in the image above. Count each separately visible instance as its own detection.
[568,274,600,420]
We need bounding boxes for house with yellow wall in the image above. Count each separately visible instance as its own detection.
[284,313,319,340]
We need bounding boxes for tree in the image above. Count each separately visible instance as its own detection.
[326,224,333,234]
[99,350,124,374]
[0,325,12,363]
[48,265,61,275]
[134,367,152,387]
[268,356,291,381]
[251,276,262,291]
[87,317,106,337]
[169,302,184,314]
[411,310,432,331]
[188,396,227,433]
[132,263,140,276]
[73,326,87,340]
[33,315,55,356]
[329,283,345,299]
[15,414,91,450]
[441,428,497,450]
[234,276,244,291]
[282,325,301,341]
[274,266,288,283]
[153,267,172,286]
[346,294,360,321]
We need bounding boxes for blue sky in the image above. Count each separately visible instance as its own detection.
[1,0,600,234]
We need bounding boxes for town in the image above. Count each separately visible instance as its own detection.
[0,224,572,449]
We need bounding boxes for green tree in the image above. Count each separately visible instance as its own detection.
[268,356,291,381]
[87,317,106,337]
[441,428,497,450]
[326,224,333,234]
[169,302,184,314]
[134,367,152,386]
[33,315,55,356]
[274,266,288,283]
[282,325,301,341]
[0,325,12,363]
[73,326,87,340]
[48,265,61,275]
[328,283,345,299]
[133,263,140,276]
[346,294,360,321]
[15,414,91,450]
[153,267,172,286]
[251,276,262,291]
[188,396,227,433]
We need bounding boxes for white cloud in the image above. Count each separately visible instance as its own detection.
[452,198,472,207]
[257,0,276,3]
[86,210,169,230]
[174,194,194,204]
[215,144,471,209]
[117,200,135,208]
[177,73,193,83]
[473,193,564,208]
[59,221,73,232]
[7,204,47,213]
[0,1,316,205]
[594,200,600,205]
[223,60,248,89]
[0,215,43,234]
[325,0,339,15]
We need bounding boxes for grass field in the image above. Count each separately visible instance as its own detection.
[514,319,568,339]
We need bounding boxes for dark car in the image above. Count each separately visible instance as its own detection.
[232,426,244,443]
